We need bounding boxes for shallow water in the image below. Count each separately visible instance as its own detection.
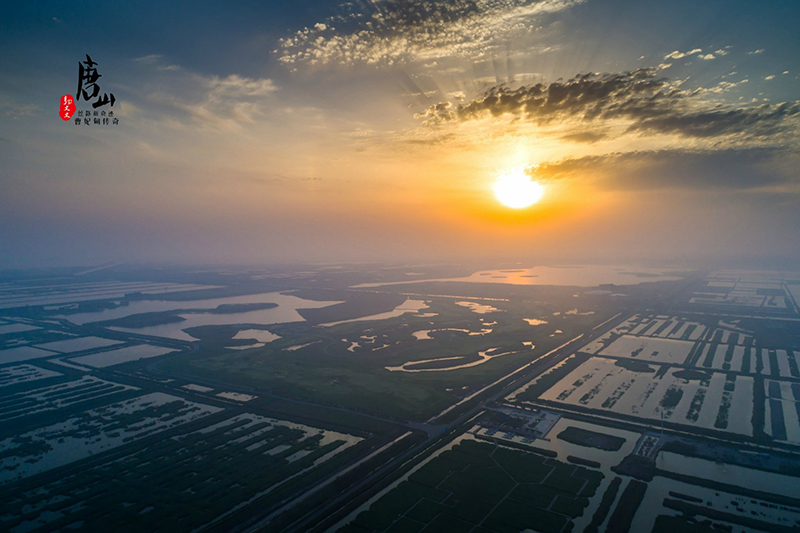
[355,265,684,288]
[386,347,517,373]
[456,301,500,314]
[70,345,176,368]
[632,475,800,532]
[656,451,800,498]
[524,318,548,326]
[321,298,428,327]
[71,293,342,341]
[59,292,340,327]
[34,336,123,354]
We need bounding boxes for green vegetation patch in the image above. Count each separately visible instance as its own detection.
[484,498,567,533]
[614,359,655,373]
[344,439,603,533]
[212,302,277,313]
[557,426,626,451]
[612,455,656,481]
[385,517,424,533]
[567,455,601,468]
[662,498,798,533]
[585,477,622,533]
[606,479,648,533]
[673,369,713,381]
[660,387,684,409]
[653,514,727,533]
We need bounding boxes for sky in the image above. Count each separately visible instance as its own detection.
[1,0,799,269]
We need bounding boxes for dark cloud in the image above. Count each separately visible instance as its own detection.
[560,131,607,143]
[631,102,800,138]
[536,148,797,191]
[418,69,800,140]
[418,69,678,122]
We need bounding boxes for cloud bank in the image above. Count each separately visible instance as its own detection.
[277,0,585,66]
[416,68,800,140]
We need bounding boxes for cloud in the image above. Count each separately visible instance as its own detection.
[0,94,38,118]
[415,68,800,140]
[417,69,677,124]
[277,0,585,67]
[705,78,748,94]
[560,131,606,143]
[206,75,276,98]
[140,67,278,130]
[664,48,703,60]
[535,148,797,192]
[173,75,277,127]
[632,102,799,138]
[133,54,163,64]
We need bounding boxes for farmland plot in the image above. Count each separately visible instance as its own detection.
[70,344,177,368]
[593,335,695,365]
[338,439,603,533]
[0,376,138,422]
[0,393,222,483]
[0,346,56,365]
[0,365,61,389]
[34,336,123,354]
[538,357,753,435]
[758,349,800,379]
[0,413,362,532]
[632,476,800,533]
[694,344,749,373]
[765,380,800,444]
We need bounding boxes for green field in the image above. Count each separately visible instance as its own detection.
[339,439,603,533]
[160,292,614,421]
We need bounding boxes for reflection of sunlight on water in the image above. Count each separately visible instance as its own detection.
[60,292,341,326]
[411,327,492,340]
[283,341,320,352]
[321,298,428,326]
[456,301,500,314]
[632,475,800,532]
[524,318,548,326]
[657,451,799,498]
[74,293,342,342]
[232,329,280,343]
[355,265,684,288]
[386,347,516,373]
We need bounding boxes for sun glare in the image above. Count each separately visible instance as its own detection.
[493,167,544,209]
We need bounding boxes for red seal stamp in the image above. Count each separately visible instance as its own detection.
[59,94,75,121]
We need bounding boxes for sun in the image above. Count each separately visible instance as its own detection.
[493,167,544,209]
